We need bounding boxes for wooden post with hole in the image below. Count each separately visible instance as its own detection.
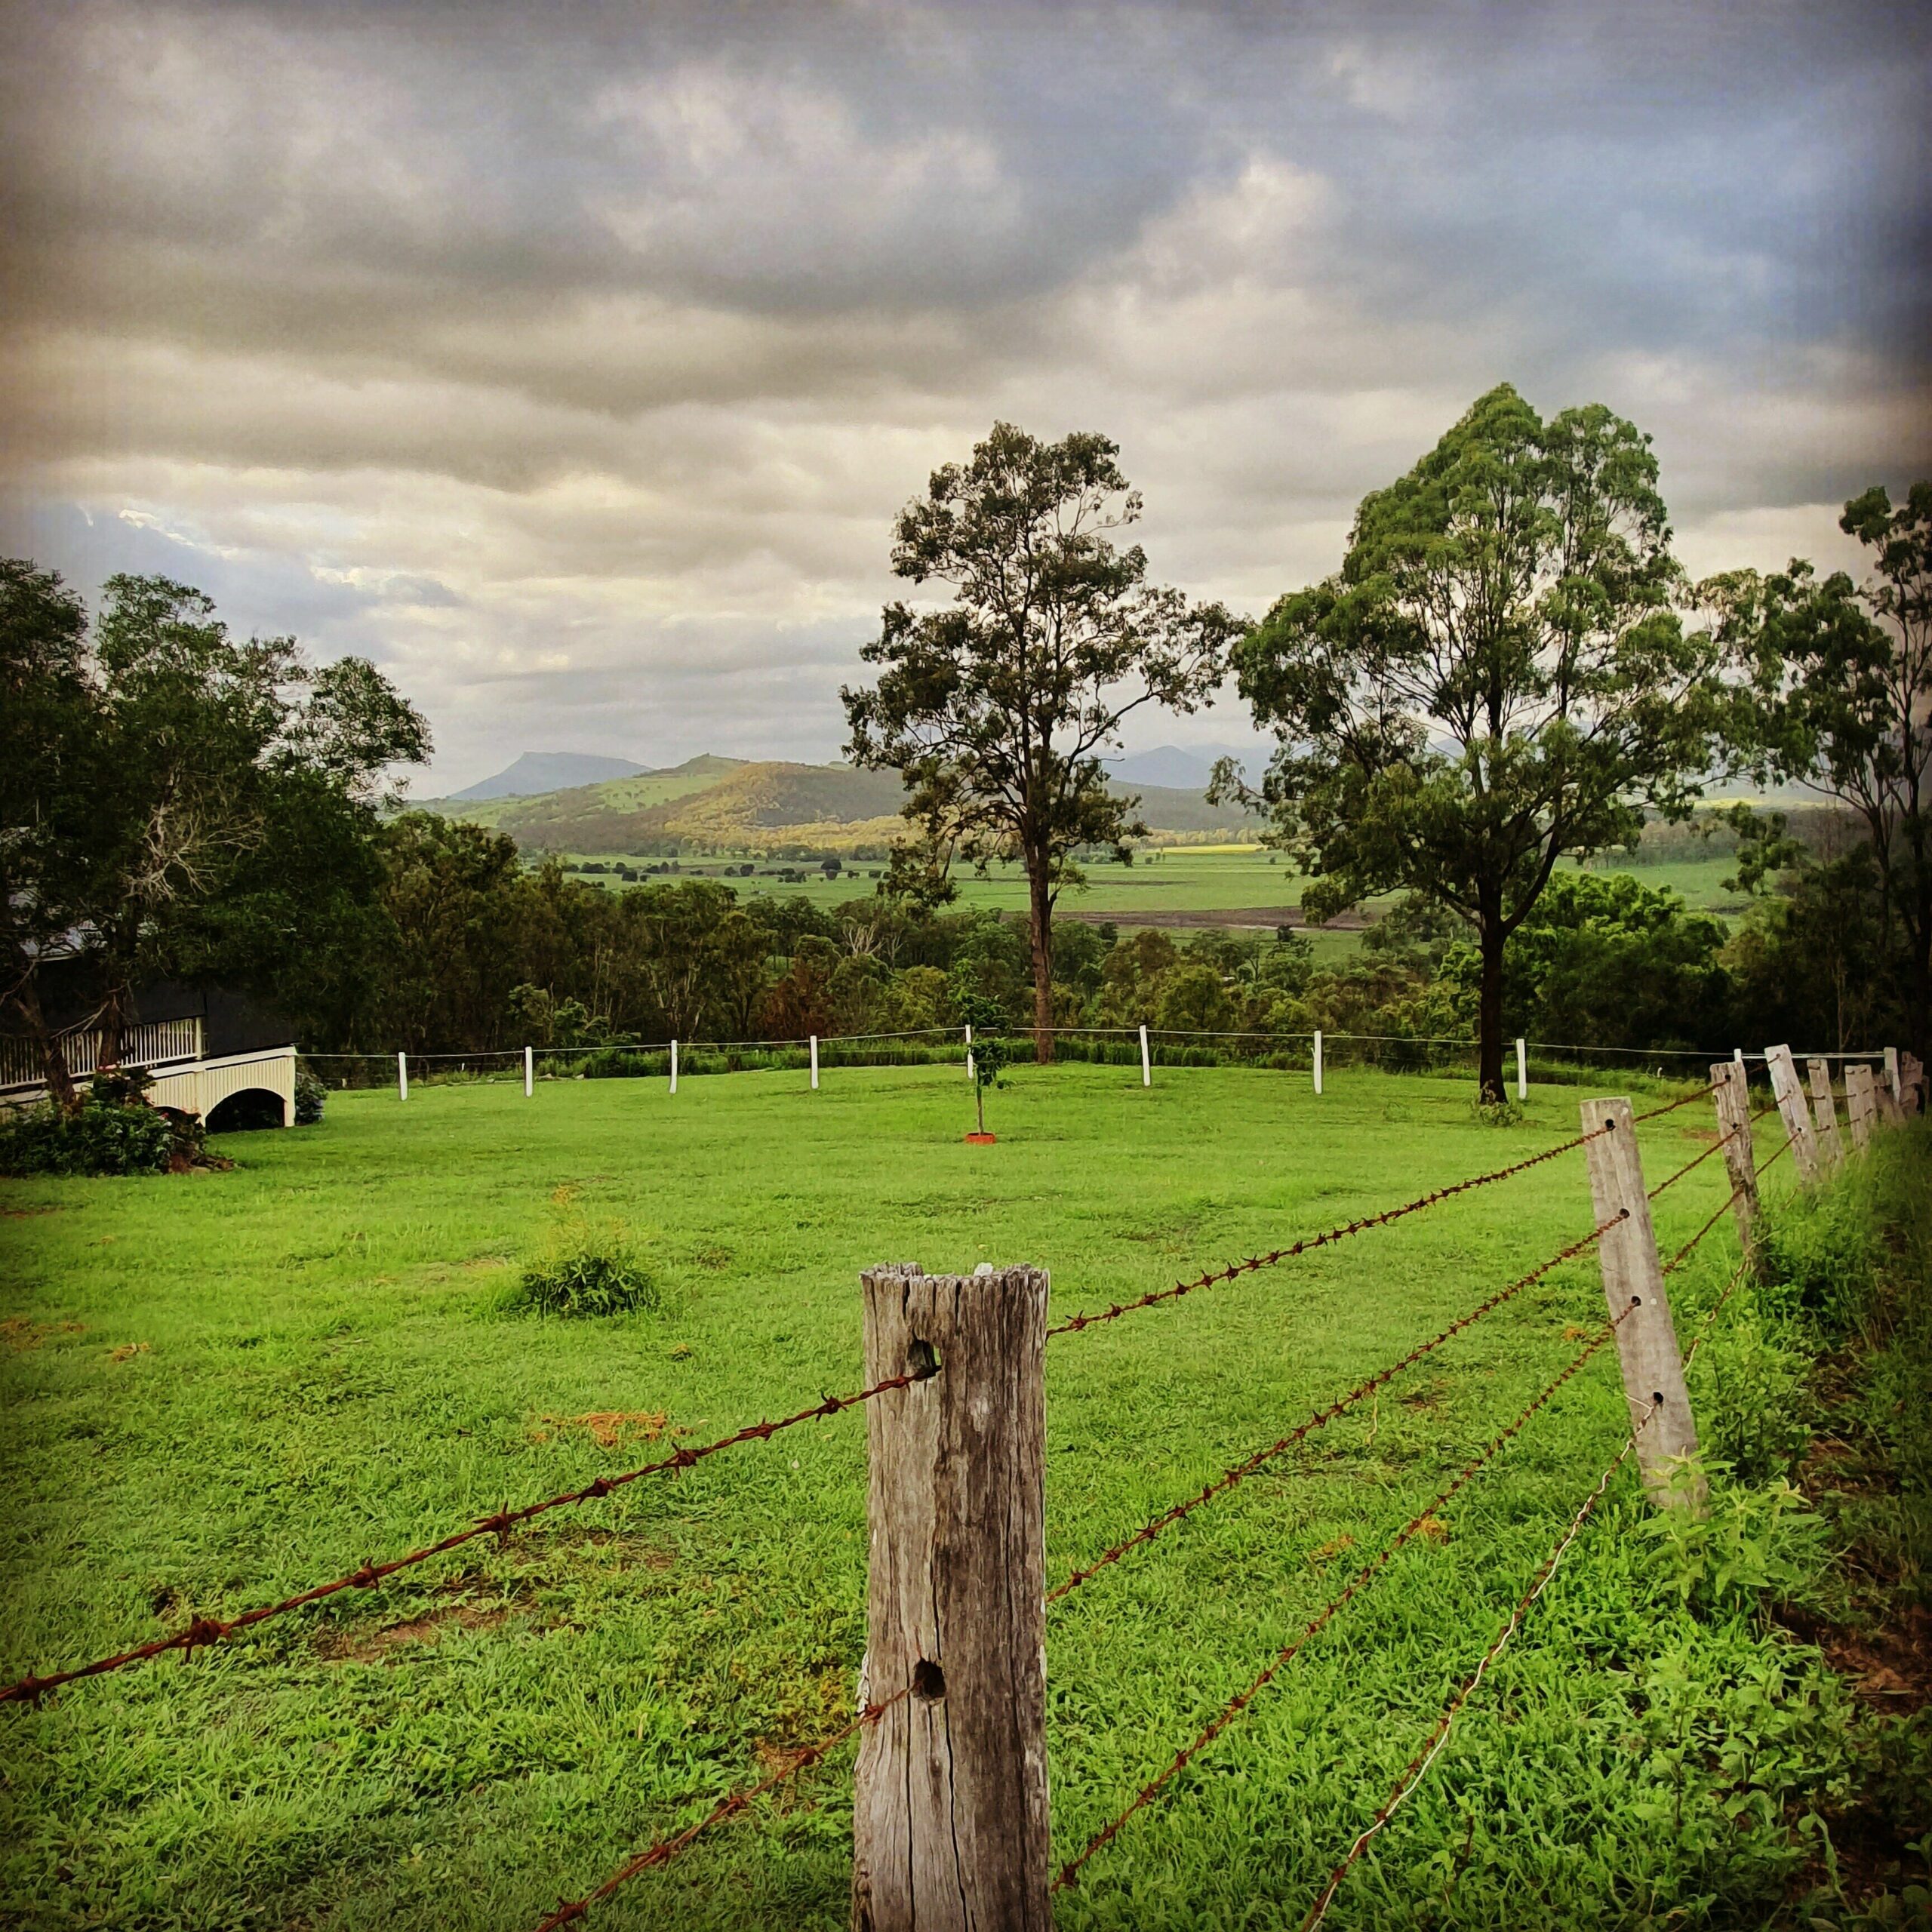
[1903,1052,1925,1116]
[1845,1063,1877,1152]
[1807,1057,1844,1168]
[1709,1060,1758,1254]
[1580,1098,1703,1509]
[1765,1044,1820,1182]
[852,1262,1051,1932]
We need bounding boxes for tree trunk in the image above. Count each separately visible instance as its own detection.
[11,978,79,1115]
[1026,850,1054,1066]
[1477,913,1506,1105]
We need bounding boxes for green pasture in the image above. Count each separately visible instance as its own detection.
[559,842,1748,934]
[0,1065,1915,1927]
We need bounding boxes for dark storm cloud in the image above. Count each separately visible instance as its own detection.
[2,0,1926,786]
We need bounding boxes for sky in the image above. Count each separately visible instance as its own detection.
[2,0,1927,795]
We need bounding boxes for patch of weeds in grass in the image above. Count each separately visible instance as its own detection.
[1468,1097,1525,1128]
[1642,1461,1828,1611]
[1692,1297,1817,1483]
[501,1183,660,1320]
[1756,1180,1884,1341]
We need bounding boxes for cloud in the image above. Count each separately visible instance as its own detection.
[1,0,1927,790]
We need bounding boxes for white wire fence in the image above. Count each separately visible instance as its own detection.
[299,1025,1905,1102]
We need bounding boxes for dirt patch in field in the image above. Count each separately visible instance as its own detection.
[315,1599,515,1663]
[527,1410,678,1450]
[2,1316,85,1350]
[1780,1601,1932,1714]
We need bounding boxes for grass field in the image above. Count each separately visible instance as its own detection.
[557,844,1751,936]
[0,1064,1914,1928]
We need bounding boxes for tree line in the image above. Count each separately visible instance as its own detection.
[4,386,1924,1102]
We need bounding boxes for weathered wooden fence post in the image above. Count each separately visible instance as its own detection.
[524,1044,534,1097]
[1580,1098,1703,1508]
[1807,1058,1844,1168]
[853,1262,1051,1932]
[1765,1044,1820,1183]
[1709,1060,1758,1253]
[1312,1028,1323,1097]
[669,1038,678,1095]
[1139,1023,1151,1088]
[1845,1063,1877,1152]
[397,1051,408,1102]
[1885,1046,1902,1109]
[1517,1037,1528,1101]
[811,1034,820,1091]
[1903,1052,1926,1115]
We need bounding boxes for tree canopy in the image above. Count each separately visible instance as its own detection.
[0,565,429,1099]
[1220,383,1724,1099]
[843,421,1241,1057]
[1700,481,1931,1061]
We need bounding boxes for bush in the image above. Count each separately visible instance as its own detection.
[504,1185,660,1319]
[0,1092,187,1177]
[294,1065,327,1125]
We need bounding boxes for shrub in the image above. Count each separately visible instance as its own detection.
[505,1185,660,1319]
[0,1093,184,1177]
[294,1065,327,1125]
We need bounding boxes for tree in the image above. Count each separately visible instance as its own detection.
[1700,481,1931,1061]
[1218,385,1721,1100]
[956,990,1010,1136]
[844,423,1240,1060]
[0,567,429,1097]
[0,562,98,1108]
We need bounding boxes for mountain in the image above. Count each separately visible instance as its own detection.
[423,753,1267,854]
[1105,743,1263,789]
[449,751,657,800]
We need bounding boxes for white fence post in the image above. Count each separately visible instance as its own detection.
[397,1051,408,1102]
[1139,1023,1151,1088]
[964,1023,974,1081]
[1516,1037,1527,1101]
[1312,1029,1323,1096]
[811,1034,820,1091]
[524,1045,534,1097]
[670,1039,678,1095]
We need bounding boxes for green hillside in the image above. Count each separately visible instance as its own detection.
[417,755,1266,855]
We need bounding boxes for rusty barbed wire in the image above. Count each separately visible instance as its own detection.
[1630,1082,1719,1121]
[1297,1399,1660,1930]
[1644,1126,1734,1200]
[1048,1124,1614,1339]
[1299,1232,1767,1929]
[1051,1299,1640,1892]
[529,1683,914,1930]
[1,1364,937,1709]
[1048,1211,1629,1605]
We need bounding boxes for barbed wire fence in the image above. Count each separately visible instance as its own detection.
[3,1051,1919,1929]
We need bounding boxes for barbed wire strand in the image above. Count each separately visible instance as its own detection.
[529,1684,915,1930]
[1047,1211,1629,1605]
[1049,1125,1614,1339]
[1050,1298,1641,1892]
[1297,1403,1660,1931]
[1298,1231,1763,1930]
[1,1365,937,1709]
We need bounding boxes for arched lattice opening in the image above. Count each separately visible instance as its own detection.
[205,1087,286,1132]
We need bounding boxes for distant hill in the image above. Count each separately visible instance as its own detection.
[421,753,1266,854]
[449,751,659,800]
